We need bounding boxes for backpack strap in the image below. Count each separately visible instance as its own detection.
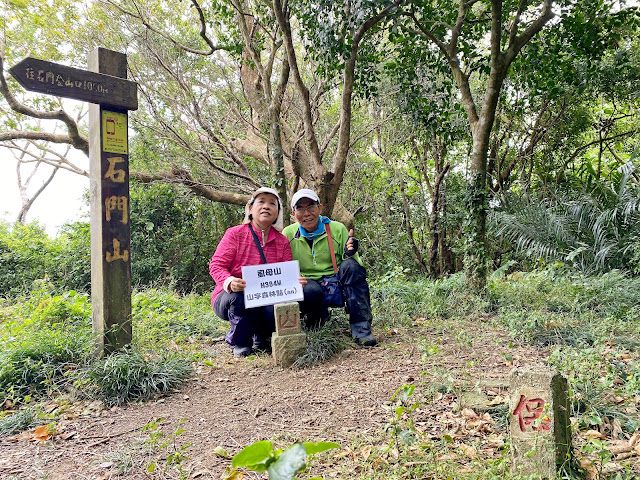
[325,223,339,274]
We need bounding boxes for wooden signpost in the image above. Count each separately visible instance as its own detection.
[10,48,138,355]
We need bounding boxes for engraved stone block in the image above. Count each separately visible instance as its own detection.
[274,302,302,336]
[510,366,571,479]
[272,332,306,368]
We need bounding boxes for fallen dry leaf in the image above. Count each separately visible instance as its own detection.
[486,395,506,406]
[579,457,597,480]
[584,429,606,439]
[612,418,623,439]
[437,453,457,461]
[371,454,389,468]
[223,469,244,480]
[33,425,53,442]
[360,445,372,461]
[608,441,632,455]
[390,447,399,459]
[485,434,504,449]
[459,443,477,459]
[461,408,478,419]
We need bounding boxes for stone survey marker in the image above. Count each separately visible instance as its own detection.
[272,302,306,367]
[509,366,571,479]
[10,49,138,355]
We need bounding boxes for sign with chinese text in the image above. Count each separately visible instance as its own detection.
[9,57,138,110]
[102,110,128,154]
[242,261,304,308]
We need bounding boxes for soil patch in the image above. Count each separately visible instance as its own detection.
[0,320,545,479]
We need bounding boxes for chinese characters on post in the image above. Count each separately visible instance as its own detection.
[512,395,552,432]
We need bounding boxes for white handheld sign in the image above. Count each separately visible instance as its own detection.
[242,260,304,308]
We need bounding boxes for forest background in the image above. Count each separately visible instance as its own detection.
[2,1,640,479]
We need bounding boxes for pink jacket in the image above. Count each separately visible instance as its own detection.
[209,223,293,306]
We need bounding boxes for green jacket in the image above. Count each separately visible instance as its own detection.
[283,220,363,280]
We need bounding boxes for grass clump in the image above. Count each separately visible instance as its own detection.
[88,349,193,407]
[0,409,38,437]
[293,314,351,368]
[0,288,206,413]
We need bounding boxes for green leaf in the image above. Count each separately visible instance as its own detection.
[267,443,307,480]
[302,441,340,455]
[231,440,274,469]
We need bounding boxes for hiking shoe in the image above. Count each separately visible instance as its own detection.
[354,334,377,347]
[232,346,252,357]
[252,340,272,354]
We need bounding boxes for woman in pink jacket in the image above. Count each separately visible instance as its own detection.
[209,187,294,357]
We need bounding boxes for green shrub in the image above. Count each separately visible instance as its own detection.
[0,221,54,298]
[88,349,193,407]
[0,326,92,406]
[131,289,226,354]
[30,291,92,327]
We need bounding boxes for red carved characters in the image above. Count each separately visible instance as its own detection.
[277,310,299,331]
[512,395,552,432]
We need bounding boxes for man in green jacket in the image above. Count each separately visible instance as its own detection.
[283,189,377,346]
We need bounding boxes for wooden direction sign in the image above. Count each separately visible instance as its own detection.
[10,48,138,355]
[10,57,138,111]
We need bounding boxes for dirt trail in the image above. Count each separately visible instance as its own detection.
[0,322,545,479]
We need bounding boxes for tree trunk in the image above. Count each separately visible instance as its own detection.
[428,163,450,278]
[397,167,427,272]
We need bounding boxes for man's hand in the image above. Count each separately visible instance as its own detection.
[345,228,359,256]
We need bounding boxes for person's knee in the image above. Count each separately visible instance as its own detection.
[227,291,248,315]
[303,280,324,304]
[339,257,367,285]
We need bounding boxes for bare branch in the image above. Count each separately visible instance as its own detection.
[102,0,232,56]
[1,56,89,155]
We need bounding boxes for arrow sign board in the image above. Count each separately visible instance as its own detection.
[10,57,138,111]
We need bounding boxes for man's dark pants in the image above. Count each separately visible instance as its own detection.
[299,257,373,339]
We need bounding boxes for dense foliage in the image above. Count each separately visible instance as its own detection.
[0,181,242,299]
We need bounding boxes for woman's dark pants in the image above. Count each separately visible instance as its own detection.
[214,291,275,348]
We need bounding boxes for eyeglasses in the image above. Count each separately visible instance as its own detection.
[294,204,318,214]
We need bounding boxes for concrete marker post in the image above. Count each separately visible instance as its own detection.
[272,302,306,367]
[509,366,571,479]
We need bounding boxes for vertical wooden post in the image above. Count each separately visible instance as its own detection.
[88,48,132,355]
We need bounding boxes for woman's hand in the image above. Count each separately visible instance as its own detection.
[229,277,247,292]
[298,277,307,287]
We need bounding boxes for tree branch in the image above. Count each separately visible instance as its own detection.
[1,56,89,155]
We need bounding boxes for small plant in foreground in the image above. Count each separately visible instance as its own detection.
[143,418,192,478]
[384,384,420,449]
[225,440,340,480]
